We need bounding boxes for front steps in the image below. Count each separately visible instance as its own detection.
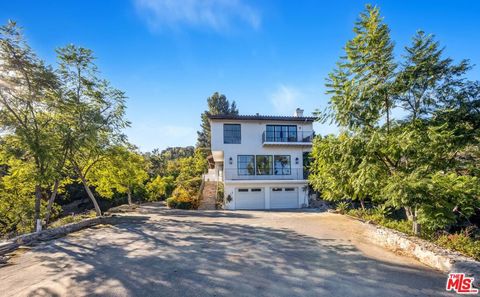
[198,181,217,210]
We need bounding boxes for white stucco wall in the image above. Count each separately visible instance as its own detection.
[210,119,313,171]
[210,118,313,210]
[223,181,309,210]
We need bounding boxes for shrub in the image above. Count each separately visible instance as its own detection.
[216,182,224,209]
[166,177,202,209]
[146,175,175,201]
[336,201,350,214]
[166,197,178,208]
[436,233,480,261]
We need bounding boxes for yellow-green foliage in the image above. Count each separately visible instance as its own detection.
[146,175,175,201]
[89,146,149,200]
[167,148,207,209]
[167,177,202,209]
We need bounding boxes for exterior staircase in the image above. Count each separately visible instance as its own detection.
[198,181,217,210]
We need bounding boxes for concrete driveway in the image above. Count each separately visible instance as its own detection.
[0,203,449,296]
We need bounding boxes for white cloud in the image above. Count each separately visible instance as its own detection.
[134,0,261,32]
[269,84,302,115]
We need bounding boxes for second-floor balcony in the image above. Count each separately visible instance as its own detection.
[262,130,314,145]
[224,168,308,181]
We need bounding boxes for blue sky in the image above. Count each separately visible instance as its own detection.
[2,0,480,151]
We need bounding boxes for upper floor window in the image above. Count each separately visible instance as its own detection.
[266,125,297,142]
[224,124,241,144]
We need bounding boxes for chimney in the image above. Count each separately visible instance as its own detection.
[294,108,304,117]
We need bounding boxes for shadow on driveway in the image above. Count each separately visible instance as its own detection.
[28,216,447,297]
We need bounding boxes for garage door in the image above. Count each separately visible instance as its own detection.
[235,188,265,209]
[270,187,298,209]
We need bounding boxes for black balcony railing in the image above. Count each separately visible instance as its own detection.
[262,131,314,143]
[224,168,308,180]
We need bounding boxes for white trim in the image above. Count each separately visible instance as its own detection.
[225,179,308,185]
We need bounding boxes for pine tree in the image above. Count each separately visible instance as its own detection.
[326,5,396,132]
[395,31,470,120]
[196,92,238,148]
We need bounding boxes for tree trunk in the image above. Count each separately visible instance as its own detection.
[412,206,421,236]
[34,184,42,232]
[127,188,133,205]
[405,206,413,221]
[359,199,366,210]
[385,93,390,134]
[44,179,60,227]
[74,165,102,216]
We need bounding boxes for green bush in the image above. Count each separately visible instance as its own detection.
[345,206,480,260]
[166,196,195,209]
[436,233,480,261]
[336,201,350,214]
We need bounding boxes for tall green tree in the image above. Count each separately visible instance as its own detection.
[326,5,396,132]
[56,44,128,216]
[395,31,470,120]
[314,5,480,235]
[197,92,238,148]
[0,21,60,231]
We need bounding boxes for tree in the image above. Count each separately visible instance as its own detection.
[145,175,175,201]
[314,5,480,236]
[144,146,195,177]
[395,31,470,120]
[326,5,396,132]
[90,146,148,205]
[309,133,386,209]
[0,21,60,231]
[197,92,238,148]
[56,44,128,215]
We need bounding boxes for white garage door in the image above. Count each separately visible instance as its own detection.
[235,188,265,209]
[270,187,298,209]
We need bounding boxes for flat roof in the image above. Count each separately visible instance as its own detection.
[207,114,316,122]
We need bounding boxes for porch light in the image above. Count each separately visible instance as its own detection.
[229,157,233,165]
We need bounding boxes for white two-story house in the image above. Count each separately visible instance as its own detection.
[208,108,315,210]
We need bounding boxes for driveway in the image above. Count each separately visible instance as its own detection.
[0,203,449,296]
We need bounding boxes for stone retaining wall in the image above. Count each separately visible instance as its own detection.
[360,219,480,287]
[0,216,115,256]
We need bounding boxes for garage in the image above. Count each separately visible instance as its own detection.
[235,188,265,209]
[270,187,298,209]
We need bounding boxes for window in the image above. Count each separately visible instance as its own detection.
[224,124,241,144]
[266,125,297,142]
[251,188,262,192]
[238,189,249,192]
[272,188,282,192]
[284,188,296,191]
[256,155,273,175]
[274,155,291,175]
[237,155,255,176]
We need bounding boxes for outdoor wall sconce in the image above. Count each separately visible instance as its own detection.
[295,157,299,164]
[229,157,233,164]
